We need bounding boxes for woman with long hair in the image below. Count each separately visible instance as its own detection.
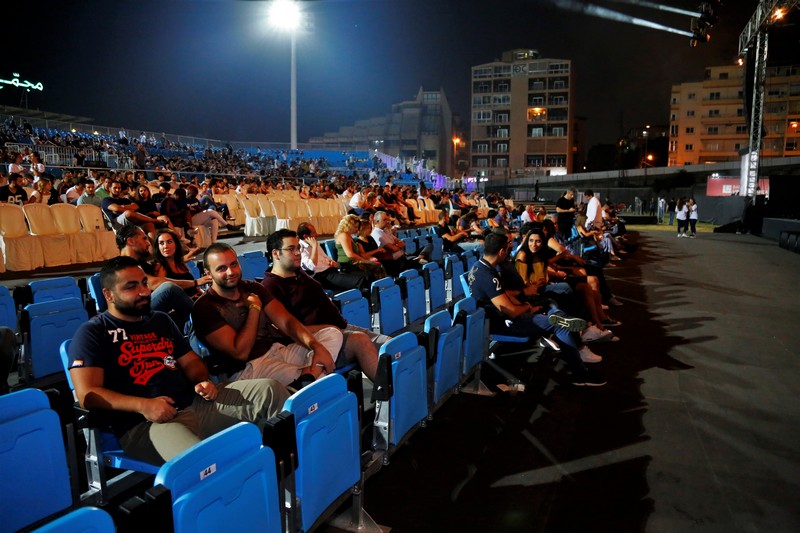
[152,228,209,298]
[334,214,385,280]
[687,198,698,238]
[676,197,689,238]
[28,177,52,204]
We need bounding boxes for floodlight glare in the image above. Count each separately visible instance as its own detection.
[269,0,301,31]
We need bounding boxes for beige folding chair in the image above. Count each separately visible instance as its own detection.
[23,204,73,267]
[0,203,45,271]
[50,203,96,264]
[76,204,118,260]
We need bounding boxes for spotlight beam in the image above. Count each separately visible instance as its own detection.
[547,0,694,38]
[605,0,701,19]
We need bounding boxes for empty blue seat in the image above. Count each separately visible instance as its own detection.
[21,297,88,382]
[399,269,426,325]
[155,422,282,533]
[33,506,115,533]
[321,239,338,261]
[423,263,446,313]
[283,374,361,532]
[423,310,464,408]
[333,289,371,330]
[453,297,486,378]
[0,285,16,331]
[371,277,404,335]
[445,254,465,300]
[401,236,418,255]
[29,276,82,303]
[87,273,107,313]
[0,389,72,532]
[238,250,268,281]
[375,332,428,451]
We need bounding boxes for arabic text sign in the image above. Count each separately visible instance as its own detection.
[0,73,44,92]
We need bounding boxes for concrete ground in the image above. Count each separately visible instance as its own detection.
[361,230,800,532]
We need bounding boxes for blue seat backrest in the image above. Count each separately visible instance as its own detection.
[34,506,115,533]
[428,235,443,261]
[283,374,361,531]
[334,289,371,330]
[424,310,464,405]
[400,269,426,324]
[446,255,465,299]
[186,261,201,280]
[0,285,17,330]
[25,297,88,380]
[155,422,282,533]
[372,278,404,335]
[321,239,338,260]
[459,272,472,298]
[87,273,107,312]
[465,252,478,270]
[453,297,486,376]
[401,236,418,255]
[29,277,82,303]
[379,332,428,445]
[0,389,72,532]
[239,251,268,281]
[423,263,446,312]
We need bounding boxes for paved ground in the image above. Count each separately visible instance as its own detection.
[361,230,800,533]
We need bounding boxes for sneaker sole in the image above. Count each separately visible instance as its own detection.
[548,314,587,332]
[573,379,607,387]
[581,356,602,363]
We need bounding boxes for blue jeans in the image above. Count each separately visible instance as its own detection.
[151,282,193,334]
[669,211,675,225]
[502,309,584,374]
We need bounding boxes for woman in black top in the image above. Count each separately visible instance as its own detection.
[153,229,208,298]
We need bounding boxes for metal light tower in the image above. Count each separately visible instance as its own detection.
[269,0,302,150]
[738,0,799,200]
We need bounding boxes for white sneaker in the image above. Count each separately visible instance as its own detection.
[581,325,613,343]
[579,345,602,363]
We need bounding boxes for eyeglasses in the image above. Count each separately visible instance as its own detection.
[278,246,301,254]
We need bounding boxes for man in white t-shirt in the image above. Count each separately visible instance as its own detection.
[584,189,603,230]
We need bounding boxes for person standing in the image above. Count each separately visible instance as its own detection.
[675,198,689,238]
[667,198,677,226]
[555,187,578,239]
[687,198,698,238]
[657,196,666,224]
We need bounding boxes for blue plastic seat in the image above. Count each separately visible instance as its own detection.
[283,374,361,532]
[29,276,82,303]
[186,260,201,280]
[423,263,446,313]
[445,254,465,300]
[87,273,107,312]
[0,389,72,532]
[371,277,405,335]
[423,310,464,408]
[155,422,282,533]
[21,297,88,382]
[238,250,268,281]
[453,297,487,378]
[333,289,371,329]
[321,239,338,261]
[375,332,428,450]
[399,269,426,325]
[0,285,17,331]
[33,506,115,533]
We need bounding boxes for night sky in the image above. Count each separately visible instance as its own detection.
[3,0,798,147]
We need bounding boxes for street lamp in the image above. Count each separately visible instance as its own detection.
[269,0,301,150]
[452,136,461,177]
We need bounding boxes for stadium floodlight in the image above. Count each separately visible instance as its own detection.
[269,0,302,150]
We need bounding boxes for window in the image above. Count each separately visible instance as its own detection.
[473,110,492,123]
[686,127,695,134]
[495,143,508,153]
[709,109,720,117]
[495,157,508,168]
[709,92,721,100]
[736,125,748,134]
[687,110,695,117]
[787,141,798,151]
[496,128,509,138]
[528,95,544,106]
[685,144,694,151]
[475,158,488,167]
[529,79,545,90]
[473,95,491,106]
[706,143,720,151]
[528,126,544,137]
[734,143,742,152]
[527,107,547,121]
[669,141,677,152]
[688,93,696,100]
[492,94,510,106]
[526,155,544,167]
[719,72,729,80]
[546,155,566,167]
[672,96,679,104]
[670,125,678,136]
[552,79,566,89]
[708,126,719,134]
[551,95,566,105]
[671,113,677,120]
[494,112,509,123]
[550,126,565,136]
[473,67,492,78]
[474,143,489,153]
[475,82,490,93]
[737,108,744,117]
[496,81,510,92]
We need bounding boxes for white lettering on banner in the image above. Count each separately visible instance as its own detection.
[199,463,217,481]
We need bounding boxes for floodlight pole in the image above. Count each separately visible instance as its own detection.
[290,30,297,150]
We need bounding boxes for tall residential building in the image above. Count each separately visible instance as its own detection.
[469,49,575,181]
[307,87,455,176]
[668,64,800,166]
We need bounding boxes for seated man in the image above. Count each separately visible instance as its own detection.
[263,229,385,381]
[67,256,289,465]
[102,179,170,240]
[297,222,370,293]
[117,225,198,333]
[372,210,432,265]
[192,243,343,388]
[466,232,606,387]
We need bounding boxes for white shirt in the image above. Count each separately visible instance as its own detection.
[585,196,602,229]
[299,239,334,273]
[520,210,534,224]
[348,191,362,209]
[371,226,399,248]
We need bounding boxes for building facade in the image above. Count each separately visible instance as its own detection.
[668,64,800,166]
[307,87,455,176]
[469,49,576,182]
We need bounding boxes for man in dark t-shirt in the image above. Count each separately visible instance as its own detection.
[434,210,468,253]
[262,229,384,380]
[555,187,578,239]
[67,256,288,465]
[0,173,28,205]
[191,242,343,387]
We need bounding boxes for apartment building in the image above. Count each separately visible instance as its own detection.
[668,64,800,166]
[469,49,575,182]
[307,87,455,176]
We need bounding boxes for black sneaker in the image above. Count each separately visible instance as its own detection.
[571,372,607,387]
